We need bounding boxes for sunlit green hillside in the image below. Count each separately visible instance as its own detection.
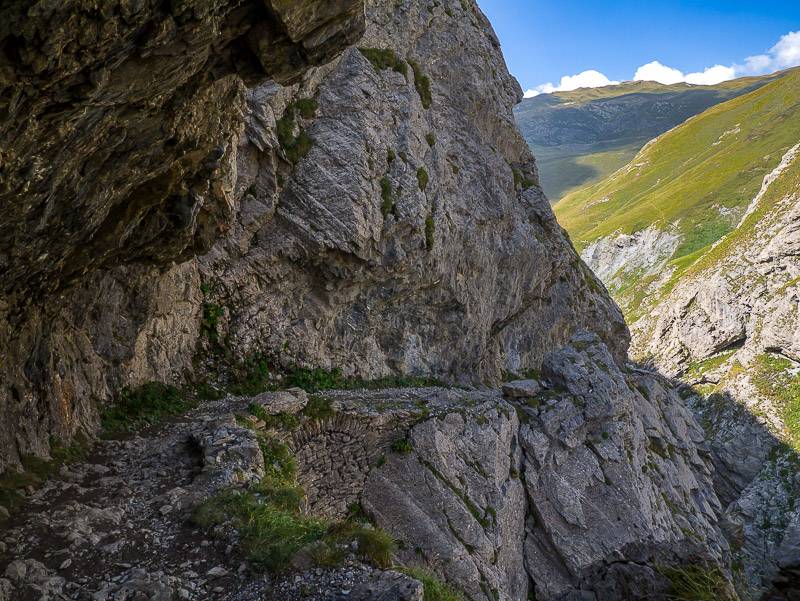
[554,68,800,318]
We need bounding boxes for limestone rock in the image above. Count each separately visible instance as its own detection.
[350,335,729,600]
[348,570,424,601]
[501,379,542,398]
[252,387,309,414]
[190,415,265,492]
[0,0,365,472]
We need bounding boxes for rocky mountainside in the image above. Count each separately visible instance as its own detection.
[0,0,624,475]
[514,75,780,201]
[0,336,733,601]
[554,68,800,598]
[0,0,787,600]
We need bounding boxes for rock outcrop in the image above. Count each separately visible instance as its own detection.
[361,334,728,600]
[628,145,800,598]
[0,0,366,472]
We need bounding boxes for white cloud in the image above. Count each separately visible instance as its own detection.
[685,64,736,85]
[740,30,800,74]
[523,70,618,97]
[633,61,685,85]
[525,30,800,97]
[632,62,735,86]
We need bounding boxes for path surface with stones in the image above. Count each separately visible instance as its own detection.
[0,394,422,601]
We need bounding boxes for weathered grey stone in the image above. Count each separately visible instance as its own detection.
[349,570,424,601]
[190,415,265,492]
[0,0,365,472]
[501,379,542,398]
[252,388,309,414]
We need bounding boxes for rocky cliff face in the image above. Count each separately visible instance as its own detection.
[0,0,366,472]
[0,0,624,472]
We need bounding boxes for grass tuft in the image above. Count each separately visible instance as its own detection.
[417,167,429,191]
[194,430,395,573]
[398,567,464,601]
[101,382,192,434]
[380,176,395,217]
[425,215,435,251]
[658,565,736,601]
[294,98,318,119]
[408,59,433,109]
[276,104,314,165]
[359,48,407,76]
[391,438,413,455]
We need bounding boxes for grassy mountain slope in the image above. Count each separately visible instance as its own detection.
[555,67,800,319]
[515,74,781,201]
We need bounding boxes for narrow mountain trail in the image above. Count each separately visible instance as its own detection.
[0,396,408,601]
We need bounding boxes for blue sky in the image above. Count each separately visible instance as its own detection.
[478,0,800,96]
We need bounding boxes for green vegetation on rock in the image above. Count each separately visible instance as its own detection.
[658,565,736,601]
[752,354,800,451]
[409,59,433,109]
[101,382,193,434]
[398,567,465,601]
[359,48,407,76]
[555,69,800,319]
[380,176,395,217]
[512,167,536,190]
[417,167,429,191]
[425,215,435,251]
[276,100,317,165]
[194,426,395,573]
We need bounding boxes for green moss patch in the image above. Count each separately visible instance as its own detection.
[425,215,435,251]
[380,176,395,217]
[417,167,429,191]
[276,100,317,165]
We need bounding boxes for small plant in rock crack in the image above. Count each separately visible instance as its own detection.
[397,567,465,601]
[391,438,413,454]
[408,59,433,109]
[101,382,194,434]
[658,565,736,601]
[247,402,300,431]
[358,48,407,76]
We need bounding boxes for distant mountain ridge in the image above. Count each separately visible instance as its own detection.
[515,73,783,200]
